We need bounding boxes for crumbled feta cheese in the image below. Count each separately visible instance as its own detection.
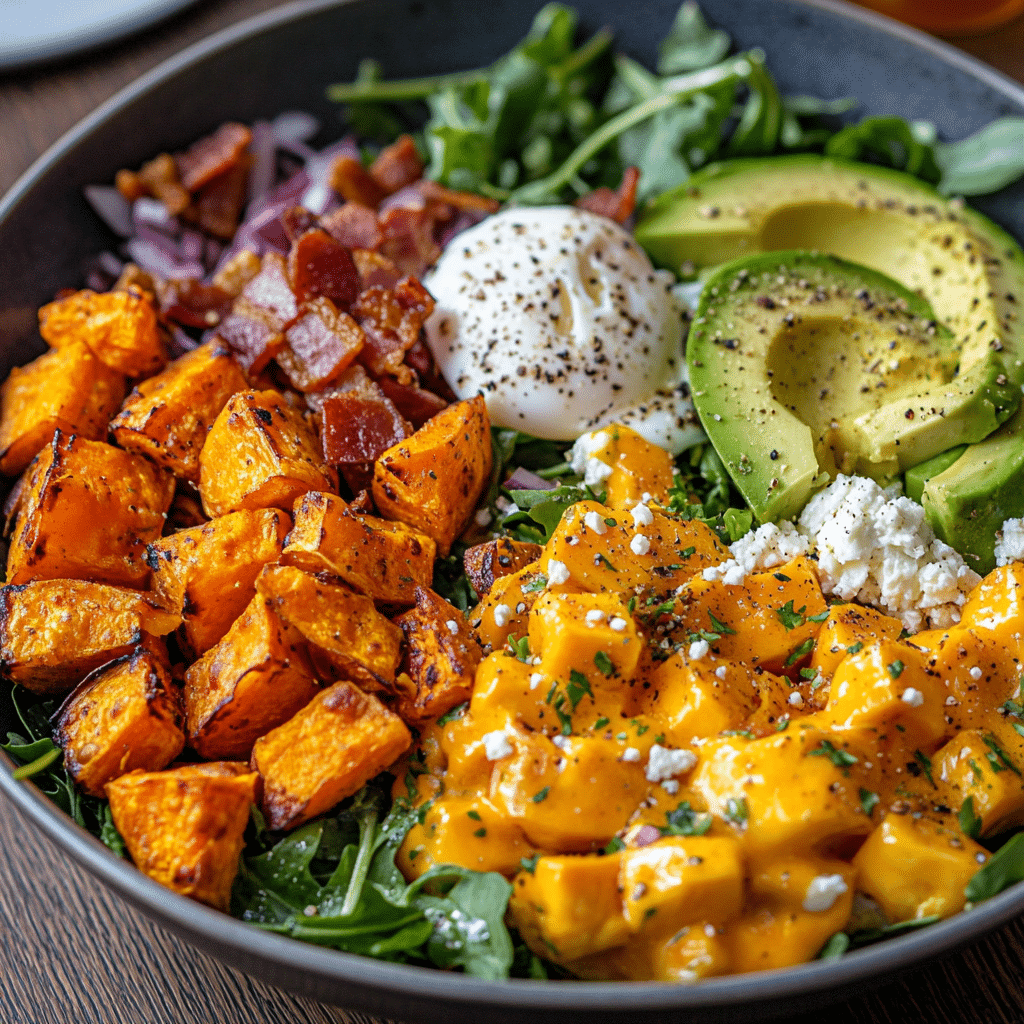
[493,603,512,628]
[609,616,628,632]
[630,533,651,556]
[788,691,804,707]
[702,521,812,585]
[547,559,570,585]
[631,503,654,527]
[836,681,849,699]
[622,747,641,763]
[570,430,610,476]
[530,672,544,690]
[585,609,607,625]
[645,743,697,783]
[552,735,571,751]
[689,639,710,660]
[901,687,925,707]
[445,619,459,635]
[797,474,980,631]
[715,665,728,680]
[995,517,1024,566]
[584,510,607,535]
[969,666,983,681]
[474,508,493,527]
[585,457,613,487]
[802,873,848,912]
[482,729,514,761]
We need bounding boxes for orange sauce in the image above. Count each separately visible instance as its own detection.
[850,0,1024,35]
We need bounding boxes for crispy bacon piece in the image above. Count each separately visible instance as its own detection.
[574,165,640,224]
[375,375,447,429]
[281,205,321,244]
[369,135,424,195]
[116,154,191,217]
[193,157,251,240]
[155,278,233,331]
[277,297,365,392]
[352,277,434,380]
[241,252,299,327]
[287,229,361,310]
[321,391,410,465]
[176,122,253,193]
[330,156,387,208]
[321,203,382,251]
[377,203,446,277]
[418,179,501,215]
[350,248,402,290]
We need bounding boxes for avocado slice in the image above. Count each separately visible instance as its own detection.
[904,446,966,504]
[922,405,1024,575]
[636,154,1024,384]
[689,251,1020,523]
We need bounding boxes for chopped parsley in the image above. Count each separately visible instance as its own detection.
[708,610,737,636]
[959,796,982,839]
[785,637,815,666]
[887,660,905,680]
[725,796,749,825]
[567,670,594,710]
[520,854,540,874]
[846,641,864,655]
[776,600,807,630]
[506,634,531,662]
[594,651,615,677]
[467,810,482,821]
[437,702,469,727]
[859,788,880,815]
[809,739,858,772]
[531,787,551,803]
[914,749,935,787]
[663,801,713,836]
[984,734,1021,776]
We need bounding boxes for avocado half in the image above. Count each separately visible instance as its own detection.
[688,251,1020,523]
[636,154,1024,385]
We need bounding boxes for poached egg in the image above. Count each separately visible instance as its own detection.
[423,206,702,453]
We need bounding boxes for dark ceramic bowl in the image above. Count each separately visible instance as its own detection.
[3,1,1024,1021]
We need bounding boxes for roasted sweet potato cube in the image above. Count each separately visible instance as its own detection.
[148,507,290,657]
[38,288,165,378]
[7,432,175,588]
[276,297,365,392]
[393,586,481,723]
[110,340,249,482]
[55,643,185,797]
[198,390,336,517]
[255,564,403,689]
[0,341,125,476]
[0,579,179,694]
[106,762,258,911]
[372,395,492,556]
[184,594,319,760]
[464,538,543,599]
[282,491,435,605]
[252,680,410,831]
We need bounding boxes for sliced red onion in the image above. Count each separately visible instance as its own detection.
[125,237,204,280]
[133,196,178,232]
[379,184,427,213]
[167,324,200,358]
[203,237,224,273]
[84,184,133,237]
[313,135,360,163]
[275,138,318,163]
[246,120,278,213]
[97,250,125,277]
[504,467,555,491]
[180,229,205,263]
[271,110,320,144]
[633,825,661,848]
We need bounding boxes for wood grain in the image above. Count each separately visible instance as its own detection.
[2,2,1024,1021]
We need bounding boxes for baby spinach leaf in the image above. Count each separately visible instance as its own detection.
[825,116,941,182]
[936,117,1024,196]
[966,832,1024,904]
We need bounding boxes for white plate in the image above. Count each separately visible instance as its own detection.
[0,0,200,70]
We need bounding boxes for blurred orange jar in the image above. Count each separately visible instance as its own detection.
[850,0,1024,34]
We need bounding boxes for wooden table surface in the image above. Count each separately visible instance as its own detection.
[4,2,1024,1022]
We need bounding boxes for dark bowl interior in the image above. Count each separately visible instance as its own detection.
[3,1,1024,1021]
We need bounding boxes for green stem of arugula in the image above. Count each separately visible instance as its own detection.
[552,27,614,81]
[507,53,755,204]
[327,68,487,104]
[12,746,61,780]
[289,910,425,941]
[340,802,380,916]
[536,461,572,479]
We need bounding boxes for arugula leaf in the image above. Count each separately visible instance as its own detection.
[825,115,941,181]
[657,1,731,74]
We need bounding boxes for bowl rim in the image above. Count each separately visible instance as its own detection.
[4,0,1024,1013]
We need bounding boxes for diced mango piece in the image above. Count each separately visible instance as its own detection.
[727,857,856,973]
[399,794,535,879]
[0,341,124,476]
[528,591,641,712]
[7,432,175,588]
[39,287,165,377]
[252,680,411,830]
[541,500,728,596]
[198,389,336,517]
[372,395,492,556]
[933,725,1024,836]
[185,593,320,760]
[619,836,744,933]
[811,604,904,681]
[960,561,1024,636]
[0,579,178,694]
[824,640,948,750]
[106,762,257,911]
[110,340,249,481]
[687,729,873,858]
[55,643,184,797]
[282,491,435,605]
[469,562,544,653]
[509,853,629,962]
[147,507,290,657]
[257,563,404,691]
[675,556,828,675]
[853,814,987,921]
[577,424,676,510]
